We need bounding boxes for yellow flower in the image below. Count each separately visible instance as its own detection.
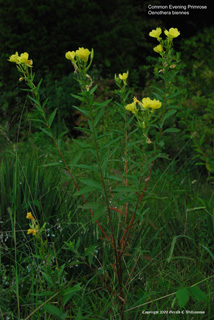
[149,27,162,39]
[19,52,29,64]
[164,28,180,39]
[125,101,137,114]
[150,99,162,109]
[26,212,34,220]
[142,97,162,110]
[75,47,91,62]
[27,228,37,235]
[142,97,153,109]
[119,72,128,81]
[8,52,19,64]
[17,52,33,67]
[65,51,76,62]
[153,44,163,54]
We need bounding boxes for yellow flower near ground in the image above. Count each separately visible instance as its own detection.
[125,101,137,114]
[119,72,128,81]
[65,51,76,62]
[26,212,34,220]
[75,47,91,62]
[153,44,163,53]
[164,28,180,39]
[27,228,37,235]
[149,28,162,39]
[8,52,19,64]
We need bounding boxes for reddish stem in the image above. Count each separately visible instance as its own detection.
[110,206,126,216]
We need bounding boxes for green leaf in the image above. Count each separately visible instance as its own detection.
[92,205,107,223]
[113,186,137,194]
[43,303,67,319]
[58,130,69,139]
[163,109,177,123]
[32,291,56,297]
[90,84,98,94]
[28,96,40,106]
[71,93,85,102]
[94,107,104,127]
[73,186,103,197]
[94,98,112,108]
[79,178,102,190]
[63,283,82,307]
[200,244,214,260]
[78,202,99,211]
[73,139,90,148]
[176,287,190,308]
[101,137,122,149]
[48,108,57,128]
[166,90,181,100]
[166,236,177,263]
[106,175,123,182]
[72,105,89,117]
[70,164,98,173]
[152,92,162,101]
[39,127,52,138]
[163,128,180,133]
[189,286,207,302]
[41,162,62,167]
[151,86,164,95]
[42,272,54,286]
[36,78,43,90]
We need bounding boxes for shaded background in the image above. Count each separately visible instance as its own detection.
[0,0,213,139]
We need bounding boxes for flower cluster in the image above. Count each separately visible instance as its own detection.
[124,97,162,135]
[125,97,162,114]
[149,27,180,55]
[26,212,39,236]
[65,47,91,71]
[8,52,33,67]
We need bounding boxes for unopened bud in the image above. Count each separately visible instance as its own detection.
[146,137,152,144]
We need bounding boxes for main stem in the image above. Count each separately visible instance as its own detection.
[89,101,125,318]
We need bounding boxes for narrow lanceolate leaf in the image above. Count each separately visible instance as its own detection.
[63,283,82,306]
[73,186,103,197]
[166,236,177,263]
[176,287,190,308]
[94,107,104,127]
[43,303,67,319]
[92,205,107,223]
[189,286,207,302]
[113,186,137,194]
[72,139,90,148]
[71,93,85,102]
[39,127,53,138]
[28,95,41,106]
[163,109,177,123]
[48,108,58,128]
[72,105,90,117]
[78,178,102,190]
[163,128,180,133]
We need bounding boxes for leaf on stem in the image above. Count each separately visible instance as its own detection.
[176,287,189,308]
[48,108,58,128]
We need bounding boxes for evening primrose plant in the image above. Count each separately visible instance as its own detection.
[8,32,181,319]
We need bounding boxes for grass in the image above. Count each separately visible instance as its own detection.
[0,135,213,319]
